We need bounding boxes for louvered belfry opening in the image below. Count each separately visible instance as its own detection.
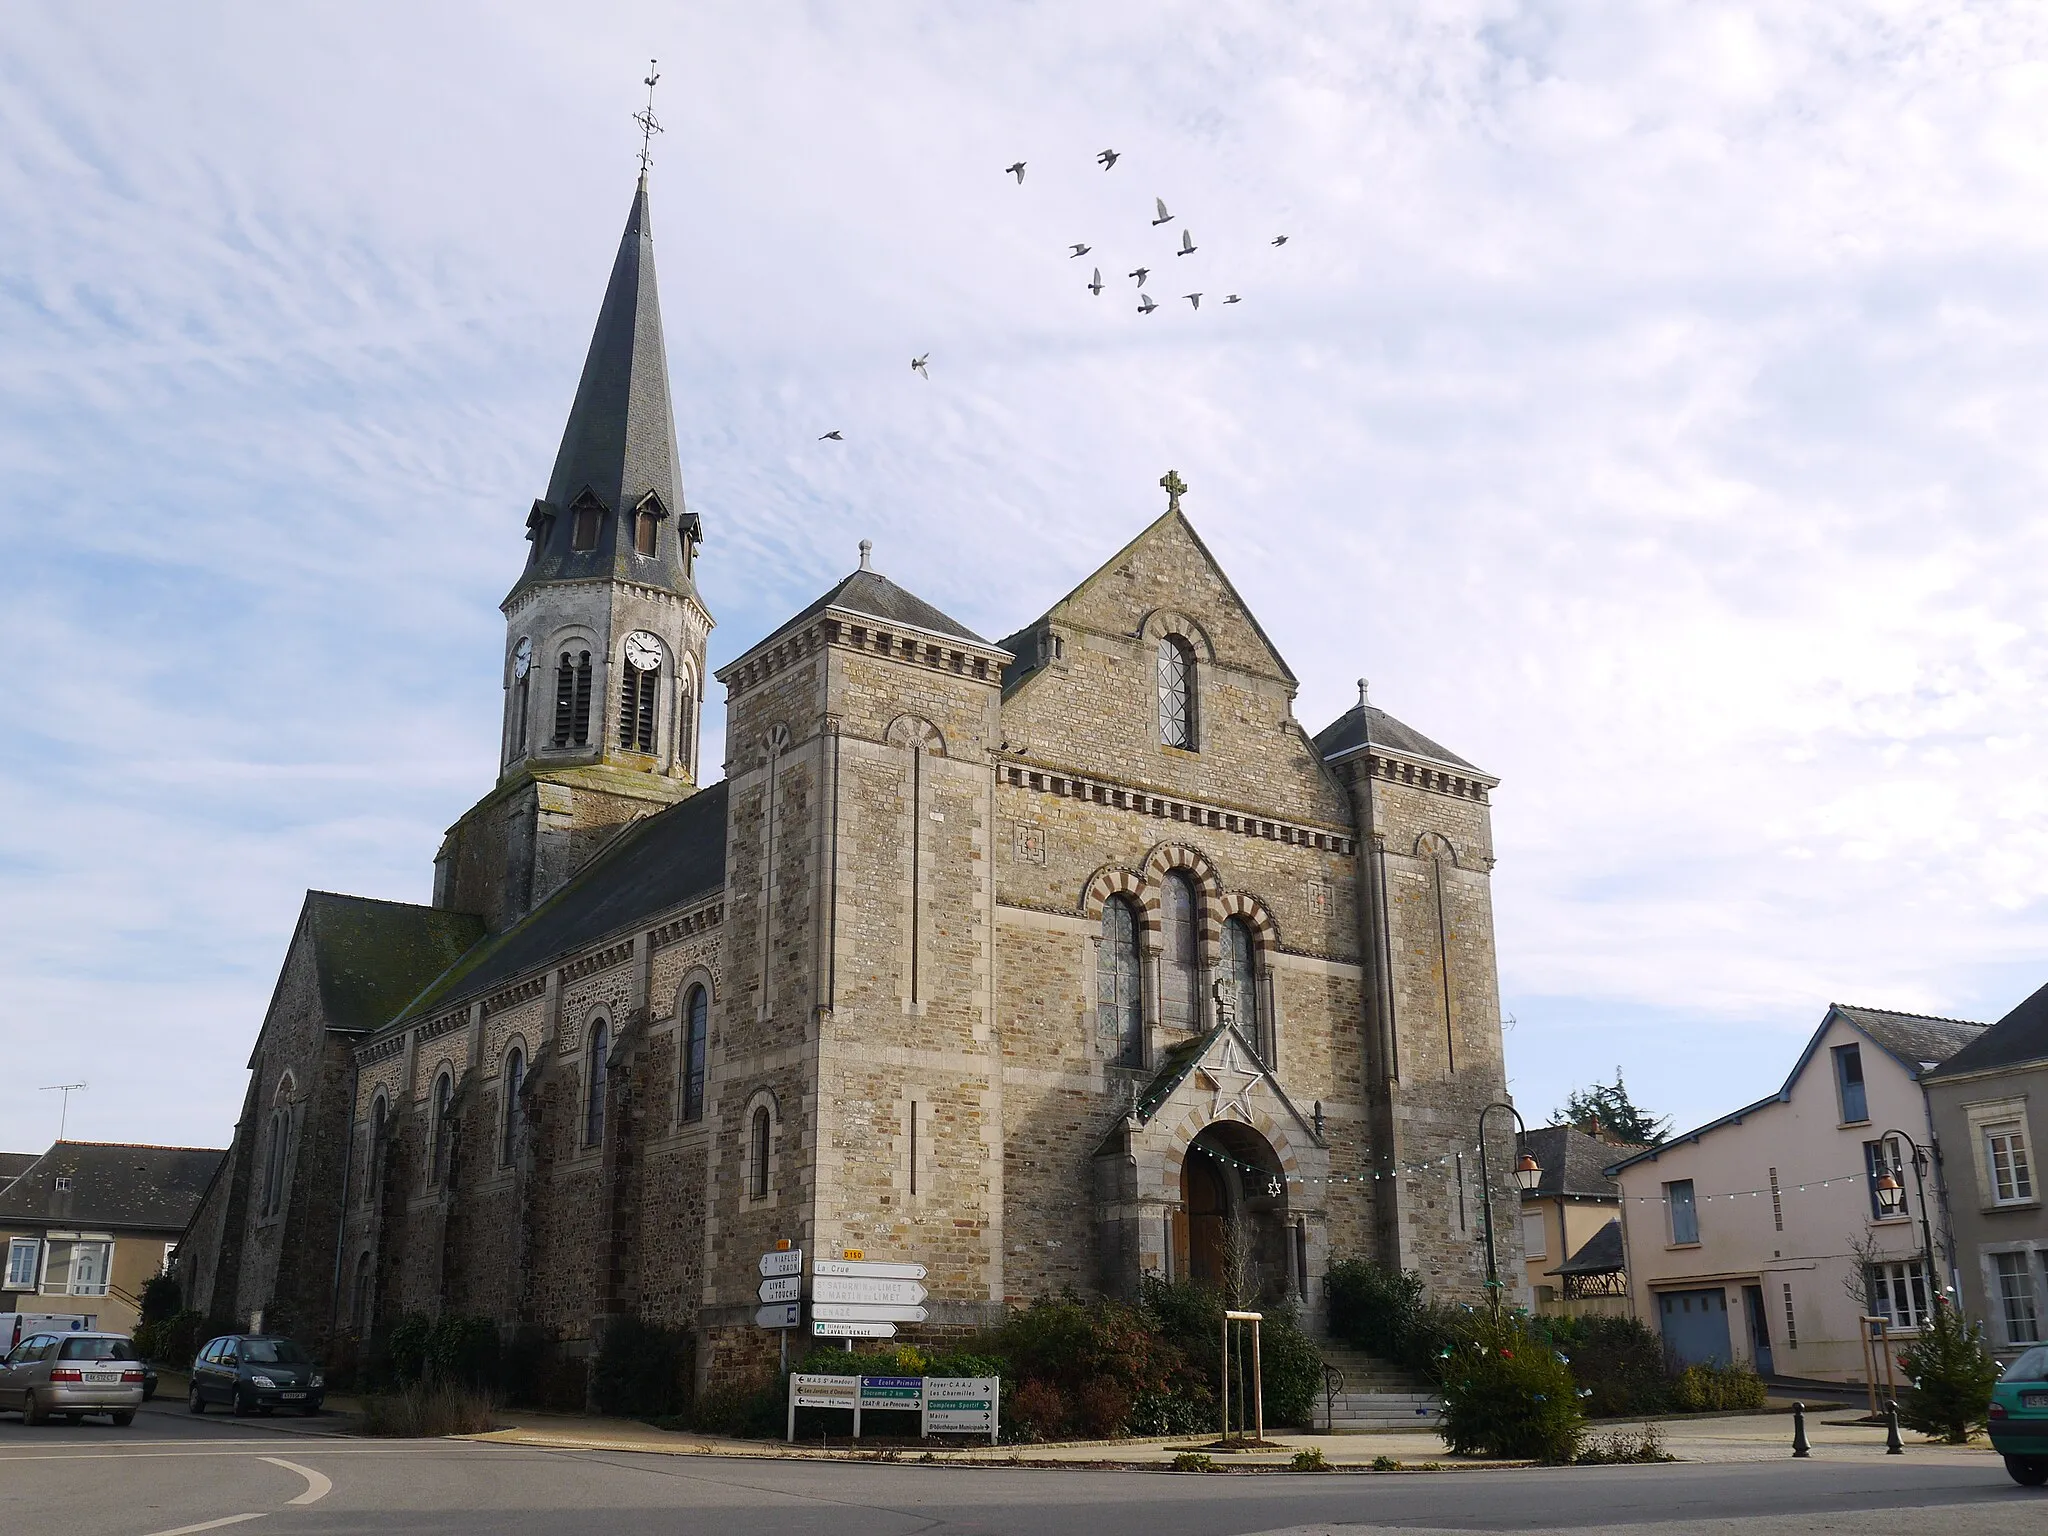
[618,664,658,753]
[554,651,593,746]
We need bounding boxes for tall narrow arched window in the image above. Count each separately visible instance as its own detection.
[748,1106,772,1199]
[366,1096,387,1206]
[1157,635,1196,749]
[1160,871,1200,1032]
[262,1108,290,1218]
[554,650,593,746]
[585,1023,609,1147]
[431,1072,454,1186]
[619,632,661,753]
[1098,896,1143,1066]
[1224,916,1263,1060]
[351,1251,372,1334]
[502,1046,525,1167]
[681,985,708,1123]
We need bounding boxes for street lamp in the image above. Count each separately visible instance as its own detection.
[1871,1129,1942,1317]
[1477,1101,1541,1309]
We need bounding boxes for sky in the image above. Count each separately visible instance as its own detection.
[5,2,2048,1155]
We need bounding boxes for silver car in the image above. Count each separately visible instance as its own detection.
[0,1331,145,1425]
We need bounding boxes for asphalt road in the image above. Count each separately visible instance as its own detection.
[0,1399,2038,1536]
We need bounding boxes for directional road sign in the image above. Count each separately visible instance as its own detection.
[759,1248,804,1279]
[811,1302,928,1323]
[758,1275,802,1304]
[812,1276,927,1307]
[812,1319,896,1338]
[755,1303,801,1329]
[812,1259,926,1281]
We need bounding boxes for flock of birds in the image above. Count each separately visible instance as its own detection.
[818,147,1289,441]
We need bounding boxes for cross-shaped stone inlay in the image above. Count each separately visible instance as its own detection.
[1160,469,1187,514]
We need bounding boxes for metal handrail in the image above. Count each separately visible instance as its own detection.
[1321,1363,1345,1429]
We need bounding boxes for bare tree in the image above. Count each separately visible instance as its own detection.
[1219,1205,1259,1308]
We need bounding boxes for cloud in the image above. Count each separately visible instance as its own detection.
[5,2,2048,1147]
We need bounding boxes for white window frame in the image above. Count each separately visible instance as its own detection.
[1987,1122,2035,1207]
[1866,1258,1930,1331]
[1992,1249,2044,1346]
[5,1235,39,1290]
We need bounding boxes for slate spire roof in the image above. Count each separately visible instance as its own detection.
[511,173,697,603]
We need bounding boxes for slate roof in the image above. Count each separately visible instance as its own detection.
[0,1151,37,1195]
[1830,1005,1988,1075]
[395,781,729,1024]
[1313,700,1487,776]
[733,566,990,668]
[0,1142,225,1234]
[1551,1218,1626,1277]
[1518,1125,1624,1201]
[295,893,485,1035]
[1925,979,2048,1079]
[507,175,698,606]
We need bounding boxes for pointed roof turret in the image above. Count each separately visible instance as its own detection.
[511,174,697,601]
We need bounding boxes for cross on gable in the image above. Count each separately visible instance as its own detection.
[1159,469,1187,514]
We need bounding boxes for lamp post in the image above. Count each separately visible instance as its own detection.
[1871,1129,1942,1316]
[1477,1101,1543,1311]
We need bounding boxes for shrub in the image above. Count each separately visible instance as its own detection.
[133,1309,207,1366]
[1533,1314,1671,1418]
[1076,1378,1132,1437]
[1000,1291,1211,1434]
[429,1314,502,1394]
[1369,1454,1400,1471]
[1669,1361,1767,1413]
[1899,1301,2001,1444]
[1138,1278,1320,1428]
[1171,1450,1216,1472]
[688,1371,782,1437]
[359,1382,498,1437]
[592,1314,692,1418]
[1009,1379,1072,1440]
[139,1272,182,1326]
[1289,1446,1329,1471]
[1325,1259,1427,1360]
[1437,1314,1585,1463]
[385,1313,435,1388]
[1576,1426,1674,1464]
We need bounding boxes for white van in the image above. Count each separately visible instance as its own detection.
[2,1313,93,1354]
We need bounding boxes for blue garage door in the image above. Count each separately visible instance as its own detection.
[1658,1287,1733,1369]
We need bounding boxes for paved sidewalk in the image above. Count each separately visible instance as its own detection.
[465,1408,1998,1470]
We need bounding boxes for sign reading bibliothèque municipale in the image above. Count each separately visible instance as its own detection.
[786,1375,1000,1444]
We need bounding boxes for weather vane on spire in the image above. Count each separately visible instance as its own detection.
[633,60,663,177]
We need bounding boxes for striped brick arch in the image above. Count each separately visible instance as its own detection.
[1079,865,1147,921]
[1142,843,1224,940]
[1216,892,1280,950]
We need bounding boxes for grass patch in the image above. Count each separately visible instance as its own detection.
[1576,1426,1675,1464]
[1289,1447,1329,1471]
[358,1382,498,1437]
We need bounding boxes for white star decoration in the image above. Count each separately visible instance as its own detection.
[1200,1037,1263,1123]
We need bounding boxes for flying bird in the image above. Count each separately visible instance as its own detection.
[1069,243,1091,258]
[911,354,929,379]
[1087,267,1104,295]
[1271,235,1288,246]
[1222,294,1241,304]
[1151,197,1173,226]
[1129,266,1150,286]
[1184,293,1202,309]
[819,430,843,440]
[1177,229,1197,256]
[1097,148,1120,169]
[1005,162,1027,182]
[1137,293,1157,314]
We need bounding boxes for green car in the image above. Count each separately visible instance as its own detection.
[1991,1345,2048,1487]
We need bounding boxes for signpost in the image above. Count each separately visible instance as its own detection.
[787,1372,858,1441]
[812,1277,928,1306]
[813,1259,926,1280]
[759,1248,804,1279]
[757,1246,803,1368]
[755,1303,801,1329]
[812,1302,928,1323]
[806,1255,930,1341]
[923,1377,1000,1444]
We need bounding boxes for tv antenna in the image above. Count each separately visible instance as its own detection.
[633,59,663,177]
[41,1083,87,1141]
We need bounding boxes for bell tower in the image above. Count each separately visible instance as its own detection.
[434,165,713,931]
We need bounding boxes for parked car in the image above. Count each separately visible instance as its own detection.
[187,1334,324,1417]
[0,1331,145,1425]
[1991,1344,2048,1487]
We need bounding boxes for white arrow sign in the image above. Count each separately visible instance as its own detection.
[756,1303,801,1329]
[812,1277,928,1306]
[759,1249,804,1278]
[758,1276,802,1303]
[811,1302,929,1323]
[812,1319,896,1338]
[812,1259,926,1281]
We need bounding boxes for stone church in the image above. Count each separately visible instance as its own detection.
[180,170,1524,1387]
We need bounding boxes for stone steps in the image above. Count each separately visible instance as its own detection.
[1312,1344,1441,1431]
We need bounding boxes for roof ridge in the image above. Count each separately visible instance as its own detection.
[1832,1002,1986,1027]
[51,1140,228,1153]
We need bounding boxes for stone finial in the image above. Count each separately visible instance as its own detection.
[858,539,873,571]
[1159,469,1187,514]
[1358,678,1369,711]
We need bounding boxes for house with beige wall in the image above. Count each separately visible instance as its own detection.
[1519,1126,1626,1316]
[1923,981,2048,1364]
[1,1143,223,1338]
[1610,1006,1981,1383]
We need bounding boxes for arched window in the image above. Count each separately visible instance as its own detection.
[261,1107,290,1218]
[585,1023,610,1147]
[366,1096,387,1205]
[1224,916,1263,1059]
[554,650,593,746]
[1159,871,1200,1032]
[1098,895,1143,1066]
[681,985,708,1123]
[1157,635,1196,749]
[502,1046,525,1166]
[748,1105,772,1200]
[431,1072,454,1186]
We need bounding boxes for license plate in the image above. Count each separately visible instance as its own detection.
[86,1373,118,1384]
[2024,1393,2048,1409]
[281,1392,306,1400]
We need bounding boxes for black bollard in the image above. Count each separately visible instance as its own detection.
[1792,1402,1810,1459]
[1885,1400,1904,1455]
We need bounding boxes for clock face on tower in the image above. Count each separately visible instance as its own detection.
[624,631,662,672]
[511,636,532,680]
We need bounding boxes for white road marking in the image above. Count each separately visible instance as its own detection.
[140,1516,265,1536]
[0,1445,446,1463]
[260,1456,332,1505]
